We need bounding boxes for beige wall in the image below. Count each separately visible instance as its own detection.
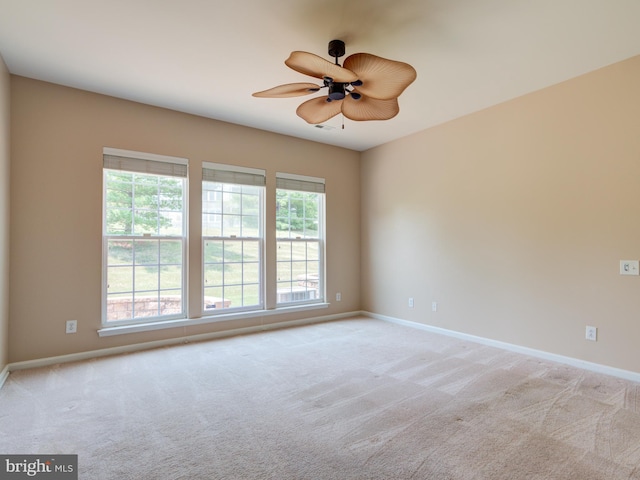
[0,54,9,371]
[9,55,640,373]
[362,55,640,373]
[9,76,360,363]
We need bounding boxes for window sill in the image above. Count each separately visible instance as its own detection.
[97,303,330,337]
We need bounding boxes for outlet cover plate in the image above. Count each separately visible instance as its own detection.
[620,260,639,275]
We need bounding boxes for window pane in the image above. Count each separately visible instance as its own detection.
[305,220,319,239]
[223,240,242,262]
[107,171,132,183]
[292,242,307,261]
[222,214,241,237]
[277,262,292,282]
[106,293,133,321]
[204,264,223,287]
[159,211,183,236]
[202,200,220,214]
[306,242,319,261]
[276,185,324,306]
[202,176,264,313]
[242,215,259,237]
[160,265,182,290]
[276,190,321,239]
[223,191,242,215]
[306,261,320,277]
[225,263,242,286]
[276,281,293,302]
[291,261,307,279]
[135,295,160,318]
[134,184,158,208]
[106,182,133,208]
[276,217,291,238]
[160,240,182,264]
[277,241,292,261]
[243,193,260,215]
[134,240,158,265]
[243,284,260,306]
[204,286,225,310]
[133,209,158,235]
[104,162,185,325]
[244,241,259,261]
[108,266,133,293]
[243,262,259,283]
[133,173,158,186]
[135,266,159,292]
[108,240,133,265]
[106,208,133,235]
[204,241,223,263]
[203,213,222,237]
[159,290,182,316]
[225,285,243,306]
[159,178,183,209]
[202,182,222,216]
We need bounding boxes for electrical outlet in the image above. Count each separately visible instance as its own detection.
[585,326,597,341]
[620,260,639,275]
[408,297,414,308]
[66,320,77,334]
[336,292,342,302]
[432,302,438,312]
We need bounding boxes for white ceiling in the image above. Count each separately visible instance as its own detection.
[1,0,640,152]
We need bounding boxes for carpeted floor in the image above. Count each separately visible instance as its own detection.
[2,317,640,479]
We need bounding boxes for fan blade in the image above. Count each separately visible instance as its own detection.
[286,51,358,83]
[252,83,321,98]
[296,96,343,124]
[343,53,417,100]
[342,95,400,121]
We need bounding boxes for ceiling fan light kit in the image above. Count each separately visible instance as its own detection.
[253,40,417,124]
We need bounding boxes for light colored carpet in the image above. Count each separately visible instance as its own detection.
[2,317,640,479]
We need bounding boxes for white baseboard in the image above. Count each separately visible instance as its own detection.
[364,311,640,384]
[6,311,361,374]
[0,364,8,389]
[8,310,636,387]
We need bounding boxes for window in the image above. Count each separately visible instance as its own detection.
[202,163,265,313]
[276,173,325,306]
[102,148,187,324]
[101,153,327,334]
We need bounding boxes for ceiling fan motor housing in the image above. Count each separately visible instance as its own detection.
[328,82,346,101]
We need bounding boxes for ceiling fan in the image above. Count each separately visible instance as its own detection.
[253,40,417,124]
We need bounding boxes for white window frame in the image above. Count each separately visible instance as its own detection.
[275,172,326,307]
[102,147,188,326]
[202,162,266,315]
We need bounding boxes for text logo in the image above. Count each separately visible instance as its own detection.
[0,455,77,479]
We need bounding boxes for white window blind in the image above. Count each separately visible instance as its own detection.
[276,172,325,193]
[103,147,188,178]
[203,162,265,186]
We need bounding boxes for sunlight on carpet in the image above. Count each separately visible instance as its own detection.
[2,317,640,479]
